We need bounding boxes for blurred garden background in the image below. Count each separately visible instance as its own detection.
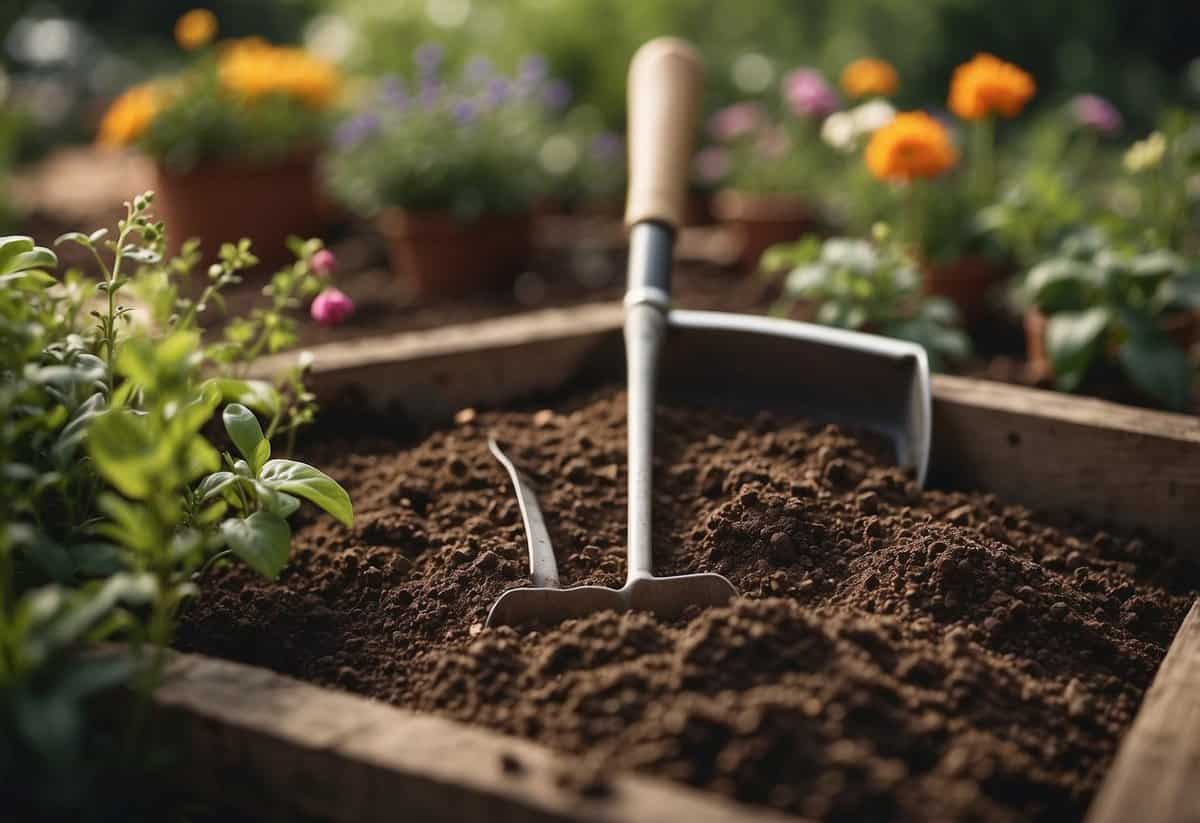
[2,0,1199,409]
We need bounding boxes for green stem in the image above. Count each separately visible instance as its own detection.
[972,117,995,202]
[902,181,926,256]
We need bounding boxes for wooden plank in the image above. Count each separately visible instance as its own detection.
[155,651,800,823]
[1087,602,1200,823]
[930,375,1200,552]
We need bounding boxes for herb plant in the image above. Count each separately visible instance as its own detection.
[1024,229,1200,409]
[1,193,352,818]
[763,227,972,371]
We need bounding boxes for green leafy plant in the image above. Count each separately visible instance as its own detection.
[763,227,972,371]
[1,194,352,818]
[1024,229,1200,409]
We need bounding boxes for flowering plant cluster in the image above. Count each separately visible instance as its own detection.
[0,193,352,815]
[97,10,340,171]
[325,47,567,219]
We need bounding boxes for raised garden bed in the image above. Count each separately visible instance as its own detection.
[156,304,1200,822]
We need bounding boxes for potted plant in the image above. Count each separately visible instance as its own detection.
[761,225,972,371]
[701,66,841,270]
[96,10,340,268]
[1023,229,1199,410]
[325,47,558,298]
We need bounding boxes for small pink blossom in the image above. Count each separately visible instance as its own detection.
[310,287,354,327]
[693,146,730,184]
[311,248,337,276]
[782,68,839,119]
[708,102,764,141]
[756,126,791,158]
[1070,94,1122,136]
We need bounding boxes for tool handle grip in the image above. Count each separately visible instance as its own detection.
[624,37,704,232]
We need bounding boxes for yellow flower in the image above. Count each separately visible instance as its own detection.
[948,53,1035,120]
[97,84,160,147]
[1123,131,1167,173]
[218,38,339,108]
[841,58,898,99]
[865,111,957,182]
[175,9,217,51]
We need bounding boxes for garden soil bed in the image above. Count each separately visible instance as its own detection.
[178,385,1197,823]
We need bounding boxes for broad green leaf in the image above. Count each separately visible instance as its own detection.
[260,459,353,526]
[197,471,237,501]
[5,248,59,274]
[1118,335,1194,411]
[95,493,160,555]
[253,481,301,518]
[223,403,270,474]
[220,511,291,578]
[0,235,34,271]
[203,378,281,418]
[1026,259,1092,312]
[66,542,125,578]
[87,411,159,499]
[1045,307,1110,387]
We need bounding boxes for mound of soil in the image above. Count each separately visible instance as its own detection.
[177,388,1196,822]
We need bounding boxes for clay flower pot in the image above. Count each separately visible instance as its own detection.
[379,209,533,298]
[1024,307,1199,383]
[922,255,1007,321]
[154,155,330,270]
[711,190,817,272]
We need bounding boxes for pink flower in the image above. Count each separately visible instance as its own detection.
[310,287,354,327]
[1070,94,1122,136]
[311,248,337,276]
[708,102,764,141]
[782,68,839,119]
[756,126,791,158]
[693,146,730,184]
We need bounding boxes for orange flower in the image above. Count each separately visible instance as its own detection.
[175,9,217,51]
[218,38,339,108]
[97,84,160,147]
[865,111,957,182]
[948,53,1035,120]
[841,58,898,99]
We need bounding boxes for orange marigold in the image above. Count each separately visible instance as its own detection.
[840,58,898,99]
[175,8,217,51]
[948,53,1035,120]
[97,84,160,147]
[865,111,957,182]
[218,38,339,108]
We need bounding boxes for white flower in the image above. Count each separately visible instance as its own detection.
[850,99,896,133]
[821,111,858,153]
[820,101,896,153]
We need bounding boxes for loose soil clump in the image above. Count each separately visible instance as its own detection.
[178,387,1196,822]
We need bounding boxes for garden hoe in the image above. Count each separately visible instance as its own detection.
[486,38,932,627]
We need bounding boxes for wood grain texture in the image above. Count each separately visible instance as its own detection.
[1087,602,1200,823]
[155,652,801,823]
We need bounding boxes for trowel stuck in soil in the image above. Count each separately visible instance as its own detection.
[178,387,1197,822]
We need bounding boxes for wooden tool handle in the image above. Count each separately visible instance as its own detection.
[624,37,704,231]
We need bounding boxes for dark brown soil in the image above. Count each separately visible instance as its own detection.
[177,387,1196,822]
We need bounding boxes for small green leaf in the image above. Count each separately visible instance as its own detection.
[260,459,353,526]
[203,378,281,418]
[87,411,158,499]
[197,471,237,501]
[223,404,270,474]
[1045,307,1110,387]
[220,512,291,579]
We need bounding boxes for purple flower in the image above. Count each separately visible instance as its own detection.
[333,112,380,150]
[485,76,511,107]
[708,102,764,141]
[519,54,549,85]
[420,77,442,109]
[782,68,839,119]
[1070,94,1122,135]
[451,99,478,125]
[311,248,336,277]
[693,146,730,184]
[310,287,354,327]
[415,43,443,74]
[378,75,407,109]
[591,131,623,163]
[543,78,571,111]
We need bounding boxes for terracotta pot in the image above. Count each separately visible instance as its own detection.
[154,156,330,270]
[379,209,533,298]
[711,190,817,272]
[922,255,1007,321]
[1024,307,1199,383]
